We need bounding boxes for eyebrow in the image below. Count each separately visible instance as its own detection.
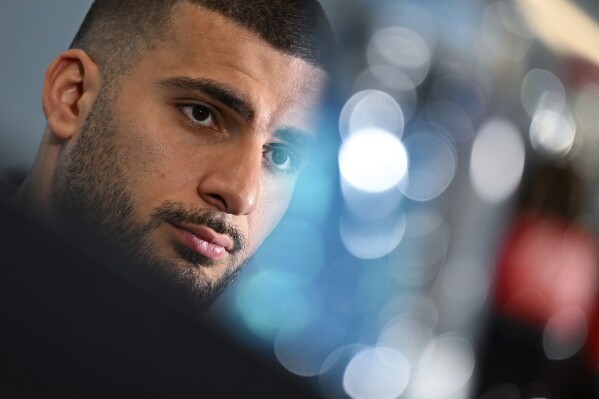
[275,127,316,150]
[158,76,254,121]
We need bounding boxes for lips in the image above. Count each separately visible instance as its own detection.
[169,222,234,261]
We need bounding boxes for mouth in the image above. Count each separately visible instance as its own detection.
[169,222,234,261]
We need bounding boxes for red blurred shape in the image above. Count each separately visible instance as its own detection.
[495,214,599,339]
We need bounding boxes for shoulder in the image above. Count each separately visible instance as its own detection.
[0,178,16,211]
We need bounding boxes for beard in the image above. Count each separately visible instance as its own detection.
[51,86,248,315]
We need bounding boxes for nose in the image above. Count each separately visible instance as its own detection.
[197,142,262,215]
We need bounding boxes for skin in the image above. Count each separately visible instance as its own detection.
[14,3,329,314]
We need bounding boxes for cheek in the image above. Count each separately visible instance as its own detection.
[112,121,184,210]
[249,182,294,246]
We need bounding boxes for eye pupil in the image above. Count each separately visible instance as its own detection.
[271,149,289,166]
[192,106,210,122]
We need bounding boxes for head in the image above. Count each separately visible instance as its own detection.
[15,0,334,314]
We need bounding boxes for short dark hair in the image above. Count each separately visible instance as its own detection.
[70,0,335,81]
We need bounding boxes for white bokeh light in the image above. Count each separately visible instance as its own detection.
[353,67,419,122]
[341,179,403,222]
[339,90,405,140]
[350,91,405,137]
[274,319,345,377]
[400,132,457,201]
[318,344,369,399]
[530,109,576,156]
[521,69,566,117]
[370,65,417,91]
[378,315,434,368]
[404,208,444,237]
[368,26,431,86]
[482,2,533,61]
[340,211,406,260]
[409,334,475,397]
[343,346,411,399]
[470,119,525,202]
[339,128,408,193]
[340,91,377,140]
[379,295,439,335]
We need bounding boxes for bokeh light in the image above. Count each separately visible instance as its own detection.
[400,131,457,201]
[339,128,408,193]
[542,306,588,360]
[369,1,439,48]
[470,118,525,202]
[251,218,326,285]
[289,161,337,222]
[339,90,374,139]
[377,314,434,368]
[323,255,396,315]
[349,91,405,137]
[403,207,444,238]
[341,180,402,222]
[194,1,599,397]
[520,68,566,117]
[318,344,369,399]
[235,270,315,338]
[421,101,476,142]
[274,317,346,377]
[339,89,405,140]
[482,2,533,61]
[379,294,439,336]
[343,346,411,399]
[339,210,406,260]
[529,108,576,157]
[353,67,419,122]
[367,26,431,87]
[408,334,475,396]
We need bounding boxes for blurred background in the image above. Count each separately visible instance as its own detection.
[4,1,599,398]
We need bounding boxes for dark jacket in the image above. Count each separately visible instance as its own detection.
[0,181,314,398]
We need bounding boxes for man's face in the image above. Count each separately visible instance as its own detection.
[52,3,329,312]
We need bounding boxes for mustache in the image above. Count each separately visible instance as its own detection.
[148,201,247,255]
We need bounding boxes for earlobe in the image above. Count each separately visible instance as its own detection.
[43,49,101,140]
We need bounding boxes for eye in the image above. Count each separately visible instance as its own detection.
[264,144,299,174]
[179,104,217,129]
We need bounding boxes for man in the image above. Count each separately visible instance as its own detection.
[0,0,334,396]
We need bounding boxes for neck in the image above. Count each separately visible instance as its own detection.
[12,130,65,233]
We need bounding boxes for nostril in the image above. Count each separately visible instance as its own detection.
[206,193,228,212]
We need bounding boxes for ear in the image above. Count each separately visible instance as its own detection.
[42,49,101,140]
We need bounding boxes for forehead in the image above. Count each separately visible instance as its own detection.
[128,2,329,132]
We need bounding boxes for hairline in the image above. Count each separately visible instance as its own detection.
[72,0,330,88]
